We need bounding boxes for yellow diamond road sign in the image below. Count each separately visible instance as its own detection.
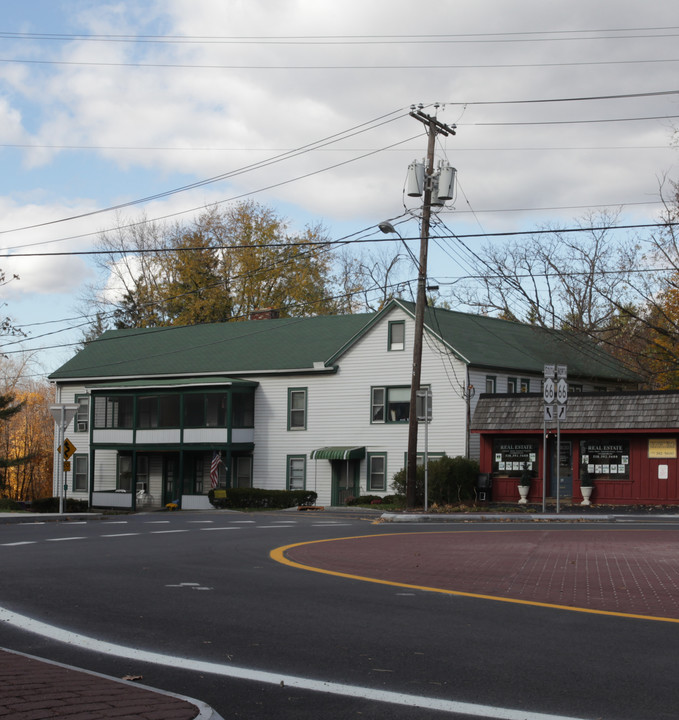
[62,438,76,460]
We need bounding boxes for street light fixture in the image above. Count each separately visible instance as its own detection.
[379,215,430,509]
[378,220,420,268]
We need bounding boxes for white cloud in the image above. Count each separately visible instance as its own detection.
[1,0,678,371]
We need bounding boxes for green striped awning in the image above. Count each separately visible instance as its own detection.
[310,446,366,461]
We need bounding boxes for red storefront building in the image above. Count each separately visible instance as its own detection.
[472,391,679,506]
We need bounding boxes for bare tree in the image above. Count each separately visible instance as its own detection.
[449,210,633,338]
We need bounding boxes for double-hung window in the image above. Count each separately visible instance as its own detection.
[388,321,405,351]
[288,388,307,430]
[367,454,387,491]
[76,396,89,433]
[287,455,306,490]
[73,455,88,492]
[371,387,385,422]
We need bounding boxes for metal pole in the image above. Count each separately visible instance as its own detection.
[58,406,64,514]
[556,415,561,514]
[542,415,546,514]
[423,392,429,512]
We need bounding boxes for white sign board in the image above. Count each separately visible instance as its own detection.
[49,403,80,429]
[556,378,568,404]
[543,378,555,404]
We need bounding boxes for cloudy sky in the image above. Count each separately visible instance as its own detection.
[1,0,678,379]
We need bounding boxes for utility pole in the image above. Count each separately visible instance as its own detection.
[405,106,456,509]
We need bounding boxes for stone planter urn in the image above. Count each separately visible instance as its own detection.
[580,485,594,506]
[580,469,594,506]
[518,462,531,504]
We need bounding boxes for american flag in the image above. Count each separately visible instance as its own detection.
[210,451,221,489]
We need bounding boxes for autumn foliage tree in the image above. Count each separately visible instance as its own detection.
[0,359,54,502]
[0,389,53,501]
[85,201,351,332]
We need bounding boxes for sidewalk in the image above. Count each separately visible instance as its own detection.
[0,512,104,524]
[0,647,223,720]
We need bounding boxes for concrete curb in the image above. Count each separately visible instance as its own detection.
[0,647,225,720]
[0,512,106,524]
[380,512,679,523]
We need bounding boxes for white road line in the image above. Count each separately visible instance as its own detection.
[0,605,589,720]
[150,530,189,534]
[1,541,36,546]
[257,526,294,529]
[45,537,86,542]
[100,533,141,538]
[102,521,128,525]
[200,527,240,531]
[187,520,214,524]
[145,520,170,524]
[229,520,255,524]
[312,523,353,527]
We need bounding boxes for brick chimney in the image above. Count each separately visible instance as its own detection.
[250,308,280,321]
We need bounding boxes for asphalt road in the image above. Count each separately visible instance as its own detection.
[2,510,679,719]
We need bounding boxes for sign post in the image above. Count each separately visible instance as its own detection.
[416,389,432,512]
[49,404,79,514]
[555,365,568,514]
[542,365,554,513]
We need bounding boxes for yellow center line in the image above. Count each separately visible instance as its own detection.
[270,531,679,624]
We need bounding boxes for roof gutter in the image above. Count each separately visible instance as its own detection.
[52,365,339,384]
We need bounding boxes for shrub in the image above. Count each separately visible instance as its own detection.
[30,497,90,513]
[0,498,20,511]
[346,494,383,506]
[391,455,480,506]
[390,464,425,505]
[208,488,317,509]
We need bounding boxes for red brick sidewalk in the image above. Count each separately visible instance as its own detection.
[286,528,679,620]
[0,647,206,720]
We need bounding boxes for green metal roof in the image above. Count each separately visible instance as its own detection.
[49,301,639,385]
[50,314,372,381]
[402,300,639,383]
[310,446,366,460]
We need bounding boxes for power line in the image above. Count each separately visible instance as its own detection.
[3,57,679,70]
[0,110,411,238]
[2,27,678,44]
[451,89,679,105]
[2,221,675,259]
[0,143,670,152]
[468,114,679,126]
